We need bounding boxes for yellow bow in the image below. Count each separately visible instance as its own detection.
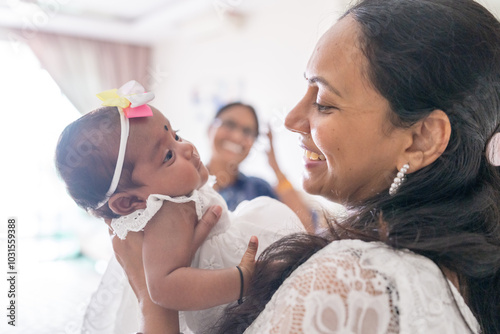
[95,80,155,118]
[96,88,131,109]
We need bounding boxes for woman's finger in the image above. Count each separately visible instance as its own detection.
[266,127,273,142]
[104,218,114,237]
[191,205,222,255]
[238,236,259,295]
[240,236,259,266]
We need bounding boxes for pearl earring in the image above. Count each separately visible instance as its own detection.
[389,163,410,196]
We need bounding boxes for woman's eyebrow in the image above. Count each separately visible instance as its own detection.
[304,72,343,97]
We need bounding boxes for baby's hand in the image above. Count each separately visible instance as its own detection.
[238,236,259,295]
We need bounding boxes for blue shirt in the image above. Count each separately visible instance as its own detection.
[217,172,278,211]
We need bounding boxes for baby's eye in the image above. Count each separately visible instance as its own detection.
[164,150,173,163]
[174,130,181,141]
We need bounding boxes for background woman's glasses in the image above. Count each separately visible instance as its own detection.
[214,118,258,139]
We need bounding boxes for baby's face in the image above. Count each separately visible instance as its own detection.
[127,108,209,198]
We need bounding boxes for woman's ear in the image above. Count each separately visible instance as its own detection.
[404,109,451,172]
[108,192,147,216]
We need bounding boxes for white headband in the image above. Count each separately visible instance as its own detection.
[96,112,130,208]
[94,80,154,209]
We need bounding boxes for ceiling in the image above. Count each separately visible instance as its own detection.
[1,0,500,46]
[0,0,266,45]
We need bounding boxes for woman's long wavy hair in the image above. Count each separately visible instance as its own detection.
[211,0,500,333]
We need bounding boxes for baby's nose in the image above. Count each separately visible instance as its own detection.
[180,141,194,159]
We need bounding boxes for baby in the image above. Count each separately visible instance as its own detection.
[55,81,304,333]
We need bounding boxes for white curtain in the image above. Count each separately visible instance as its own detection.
[23,30,151,114]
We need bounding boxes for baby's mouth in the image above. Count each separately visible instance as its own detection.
[222,141,244,154]
[304,149,326,161]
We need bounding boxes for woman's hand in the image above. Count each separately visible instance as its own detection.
[266,129,282,175]
[238,236,259,295]
[105,218,147,300]
[191,205,223,257]
[265,129,316,233]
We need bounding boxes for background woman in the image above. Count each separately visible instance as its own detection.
[207,102,316,233]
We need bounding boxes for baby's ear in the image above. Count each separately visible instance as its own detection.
[108,192,146,216]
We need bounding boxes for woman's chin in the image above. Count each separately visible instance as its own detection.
[302,175,340,201]
[301,175,321,196]
[217,151,246,166]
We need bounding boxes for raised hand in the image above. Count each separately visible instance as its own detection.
[238,236,259,296]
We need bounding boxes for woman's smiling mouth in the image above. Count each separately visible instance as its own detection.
[222,141,244,154]
[304,149,326,161]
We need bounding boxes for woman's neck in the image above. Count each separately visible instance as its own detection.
[441,267,460,291]
[441,266,469,305]
[206,159,239,190]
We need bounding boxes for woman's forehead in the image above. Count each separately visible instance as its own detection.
[219,106,257,126]
[307,16,362,71]
[219,105,252,117]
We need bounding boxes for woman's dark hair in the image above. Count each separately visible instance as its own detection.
[55,106,138,219]
[211,0,500,333]
[214,102,260,136]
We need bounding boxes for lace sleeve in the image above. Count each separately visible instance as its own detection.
[245,239,480,334]
[245,241,400,334]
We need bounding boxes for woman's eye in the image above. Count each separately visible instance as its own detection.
[164,150,173,163]
[313,102,336,112]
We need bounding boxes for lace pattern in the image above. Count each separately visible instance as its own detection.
[245,239,479,334]
[110,176,219,240]
[110,191,204,240]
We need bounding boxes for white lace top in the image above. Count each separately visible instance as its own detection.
[110,177,217,240]
[100,177,304,334]
[245,239,479,334]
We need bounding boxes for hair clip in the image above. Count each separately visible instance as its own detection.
[486,132,500,167]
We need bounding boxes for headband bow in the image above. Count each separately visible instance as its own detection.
[95,80,154,209]
[97,80,154,118]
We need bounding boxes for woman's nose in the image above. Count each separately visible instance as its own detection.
[228,126,247,142]
[285,95,311,135]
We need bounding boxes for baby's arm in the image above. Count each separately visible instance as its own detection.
[142,200,258,311]
[106,204,222,334]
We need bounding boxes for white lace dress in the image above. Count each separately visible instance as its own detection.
[81,180,304,334]
[245,239,480,334]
